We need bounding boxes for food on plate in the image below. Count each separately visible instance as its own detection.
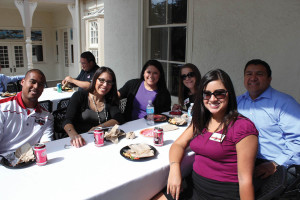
[153,114,167,122]
[140,128,154,137]
[123,143,154,160]
[62,87,73,92]
[168,117,187,126]
[169,110,182,115]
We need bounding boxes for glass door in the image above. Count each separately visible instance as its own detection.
[0,43,26,76]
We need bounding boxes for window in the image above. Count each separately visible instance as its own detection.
[90,21,98,47]
[64,31,69,67]
[148,0,187,96]
[14,46,24,68]
[0,46,9,68]
[88,21,99,63]
[31,30,44,62]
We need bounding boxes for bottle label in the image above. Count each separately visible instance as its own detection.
[146,107,154,114]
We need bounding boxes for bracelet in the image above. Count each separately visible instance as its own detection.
[170,162,180,166]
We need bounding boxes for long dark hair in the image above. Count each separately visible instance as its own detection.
[140,59,168,91]
[88,67,119,106]
[178,63,201,107]
[192,69,239,137]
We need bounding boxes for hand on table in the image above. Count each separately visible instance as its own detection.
[70,134,86,148]
[254,161,277,179]
[167,163,182,200]
[172,104,182,111]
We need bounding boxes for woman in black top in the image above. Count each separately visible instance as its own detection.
[63,67,124,148]
[172,63,201,111]
[118,60,171,122]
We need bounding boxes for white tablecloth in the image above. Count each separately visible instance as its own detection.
[38,87,75,111]
[0,117,195,200]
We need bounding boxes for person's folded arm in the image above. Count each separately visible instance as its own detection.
[274,98,300,166]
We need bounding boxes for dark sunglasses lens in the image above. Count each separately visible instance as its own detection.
[203,92,212,100]
[187,72,195,78]
[215,92,227,99]
[181,72,195,80]
[181,74,187,80]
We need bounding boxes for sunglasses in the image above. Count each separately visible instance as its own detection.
[97,78,114,86]
[203,89,228,100]
[181,72,195,80]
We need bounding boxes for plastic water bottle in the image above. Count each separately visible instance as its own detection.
[187,103,194,124]
[146,100,155,126]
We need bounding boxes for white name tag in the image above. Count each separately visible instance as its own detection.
[209,132,225,142]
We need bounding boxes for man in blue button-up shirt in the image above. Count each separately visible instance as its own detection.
[237,59,300,180]
[0,66,24,93]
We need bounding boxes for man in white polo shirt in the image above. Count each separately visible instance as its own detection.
[0,69,53,154]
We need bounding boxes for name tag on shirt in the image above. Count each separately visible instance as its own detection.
[209,132,225,142]
[184,98,190,105]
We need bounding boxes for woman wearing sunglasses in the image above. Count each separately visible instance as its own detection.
[158,69,258,200]
[118,60,171,122]
[63,67,124,148]
[172,63,201,111]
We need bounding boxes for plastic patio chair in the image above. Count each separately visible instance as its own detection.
[39,100,53,113]
[6,82,18,93]
[255,165,287,200]
[57,98,70,110]
[52,108,68,140]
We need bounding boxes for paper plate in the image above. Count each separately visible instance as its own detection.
[140,128,154,137]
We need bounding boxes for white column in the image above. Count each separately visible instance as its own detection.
[68,1,81,77]
[15,0,37,70]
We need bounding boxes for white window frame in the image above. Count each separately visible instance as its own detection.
[89,20,99,49]
[145,0,192,96]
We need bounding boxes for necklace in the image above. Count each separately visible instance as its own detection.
[91,95,108,124]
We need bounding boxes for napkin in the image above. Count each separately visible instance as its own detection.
[127,144,154,158]
[104,125,125,144]
[126,132,136,139]
[14,143,35,165]
[160,124,179,132]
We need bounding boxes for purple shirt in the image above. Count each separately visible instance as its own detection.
[131,81,157,120]
[190,117,258,182]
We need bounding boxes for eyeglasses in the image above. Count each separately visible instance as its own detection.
[181,72,195,80]
[203,89,228,100]
[97,78,114,86]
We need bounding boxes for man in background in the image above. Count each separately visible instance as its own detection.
[62,51,99,90]
[237,59,300,185]
[0,65,24,93]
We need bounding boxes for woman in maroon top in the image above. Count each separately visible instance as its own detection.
[156,69,258,200]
